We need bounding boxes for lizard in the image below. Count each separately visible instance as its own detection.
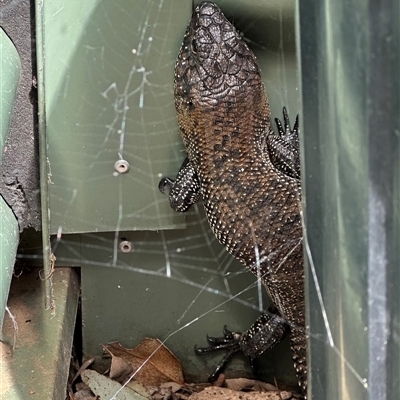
[158,2,306,396]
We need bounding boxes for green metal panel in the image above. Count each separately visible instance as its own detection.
[44,0,189,234]
[43,0,298,234]
[53,206,298,388]
[0,202,19,329]
[0,28,21,162]
[0,28,20,327]
[41,0,300,390]
[1,268,80,399]
[298,0,400,399]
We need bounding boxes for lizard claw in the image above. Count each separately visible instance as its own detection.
[158,157,201,212]
[195,326,242,381]
[196,326,241,350]
[195,307,289,382]
[268,107,300,180]
[158,177,174,194]
[274,106,299,142]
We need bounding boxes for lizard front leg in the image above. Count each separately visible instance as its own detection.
[195,304,290,381]
[267,107,300,180]
[159,157,201,212]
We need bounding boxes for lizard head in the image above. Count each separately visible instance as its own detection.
[174,2,268,114]
[174,2,271,162]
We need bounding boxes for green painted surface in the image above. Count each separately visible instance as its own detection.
[53,206,298,389]
[0,28,20,328]
[34,0,299,388]
[43,0,298,234]
[41,0,299,390]
[298,1,400,398]
[1,268,79,399]
[44,0,190,234]
[0,29,21,163]
[0,200,19,329]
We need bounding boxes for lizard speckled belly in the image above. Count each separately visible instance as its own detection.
[159,2,306,396]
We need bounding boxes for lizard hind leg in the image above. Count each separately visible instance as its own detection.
[195,304,289,382]
[239,304,290,359]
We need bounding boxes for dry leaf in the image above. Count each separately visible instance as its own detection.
[68,391,77,400]
[109,355,134,383]
[212,373,226,387]
[225,378,280,392]
[75,382,91,391]
[70,381,96,399]
[73,388,97,400]
[71,357,95,385]
[160,382,184,393]
[151,385,173,400]
[81,369,151,400]
[188,387,292,400]
[150,383,190,400]
[126,380,156,399]
[102,339,184,386]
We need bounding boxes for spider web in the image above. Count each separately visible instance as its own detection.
[12,0,383,398]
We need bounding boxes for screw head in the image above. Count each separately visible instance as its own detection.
[114,160,130,174]
[119,240,133,253]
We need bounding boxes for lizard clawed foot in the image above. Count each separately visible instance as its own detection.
[158,177,174,194]
[158,157,201,212]
[195,307,289,382]
[195,326,243,382]
[267,107,300,180]
[274,106,299,144]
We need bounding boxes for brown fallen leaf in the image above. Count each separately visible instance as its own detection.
[185,382,211,393]
[71,357,95,385]
[72,389,98,400]
[212,373,226,387]
[225,378,280,392]
[188,386,292,400]
[151,385,175,400]
[102,339,184,387]
[149,382,191,400]
[109,354,134,383]
[160,381,184,393]
[72,382,97,399]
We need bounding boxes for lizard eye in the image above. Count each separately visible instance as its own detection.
[191,39,198,54]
